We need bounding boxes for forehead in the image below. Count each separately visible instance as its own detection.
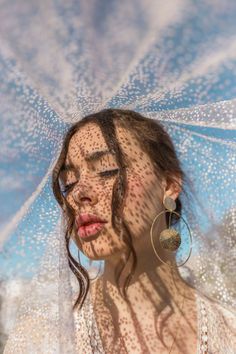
[66,122,145,163]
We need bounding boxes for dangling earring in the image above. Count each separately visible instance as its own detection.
[150,196,193,267]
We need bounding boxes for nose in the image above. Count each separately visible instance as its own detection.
[72,183,98,206]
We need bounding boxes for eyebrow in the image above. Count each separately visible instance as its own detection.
[85,149,114,162]
[60,149,115,172]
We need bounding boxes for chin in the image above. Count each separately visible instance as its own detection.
[83,247,125,262]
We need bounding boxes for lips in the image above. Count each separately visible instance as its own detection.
[75,213,107,240]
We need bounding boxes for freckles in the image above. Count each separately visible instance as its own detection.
[144,170,153,178]
[124,172,158,231]
[126,175,145,200]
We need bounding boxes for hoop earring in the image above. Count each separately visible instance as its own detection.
[150,196,193,267]
[78,250,102,281]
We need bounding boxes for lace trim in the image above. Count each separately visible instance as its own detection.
[196,292,209,354]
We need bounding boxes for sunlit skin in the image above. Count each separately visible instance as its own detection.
[60,122,198,353]
[60,122,168,259]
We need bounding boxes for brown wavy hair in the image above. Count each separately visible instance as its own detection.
[52,109,189,313]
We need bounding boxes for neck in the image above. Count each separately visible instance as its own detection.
[102,232,194,309]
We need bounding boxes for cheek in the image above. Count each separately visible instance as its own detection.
[123,171,162,236]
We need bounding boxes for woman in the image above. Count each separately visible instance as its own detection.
[50,108,235,353]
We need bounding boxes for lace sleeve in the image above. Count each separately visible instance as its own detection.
[73,291,105,354]
[200,294,236,354]
[216,303,236,348]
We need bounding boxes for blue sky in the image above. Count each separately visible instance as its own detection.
[1,1,236,279]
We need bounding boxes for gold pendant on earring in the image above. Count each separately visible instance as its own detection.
[150,196,192,267]
[159,228,181,251]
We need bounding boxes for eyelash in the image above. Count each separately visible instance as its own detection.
[61,168,120,194]
[99,168,119,177]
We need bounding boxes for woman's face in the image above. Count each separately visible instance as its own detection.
[59,122,166,260]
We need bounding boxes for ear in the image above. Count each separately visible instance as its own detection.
[161,175,182,201]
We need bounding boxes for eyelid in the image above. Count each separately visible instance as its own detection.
[61,181,77,193]
[62,166,128,190]
[99,168,119,176]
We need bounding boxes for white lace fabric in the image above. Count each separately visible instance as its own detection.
[3,284,236,354]
[196,293,236,354]
[72,284,236,354]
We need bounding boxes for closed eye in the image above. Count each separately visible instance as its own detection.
[99,169,120,177]
[61,182,76,194]
[61,168,125,195]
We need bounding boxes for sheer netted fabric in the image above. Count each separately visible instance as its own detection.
[73,288,236,354]
[0,0,236,353]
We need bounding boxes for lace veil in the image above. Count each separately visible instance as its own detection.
[0,0,236,353]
